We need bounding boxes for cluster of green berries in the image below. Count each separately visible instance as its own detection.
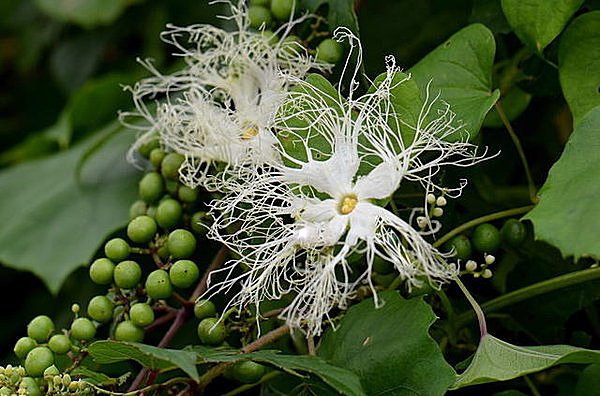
[248,0,345,64]
[445,218,528,278]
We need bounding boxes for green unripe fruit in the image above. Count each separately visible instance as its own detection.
[114,260,142,289]
[167,229,197,258]
[87,295,114,323]
[43,365,59,377]
[372,257,394,274]
[24,347,54,377]
[19,377,41,396]
[316,38,344,63]
[501,219,527,247]
[114,321,144,342]
[129,200,147,220]
[145,270,173,299]
[138,139,160,158]
[14,337,37,359]
[157,245,170,261]
[48,335,71,354]
[248,6,272,29]
[197,317,226,345]
[127,215,157,244]
[130,303,155,327]
[89,258,115,285]
[27,315,55,343]
[161,153,184,181]
[445,235,473,260]
[231,361,266,383]
[271,0,294,20]
[190,212,208,235]
[156,199,182,229]
[194,300,217,319]
[70,318,96,341]
[139,172,165,203]
[281,35,303,54]
[471,223,501,253]
[149,148,166,168]
[146,205,157,219]
[104,238,130,261]
[177,186,198,203]
[169,260,199,288]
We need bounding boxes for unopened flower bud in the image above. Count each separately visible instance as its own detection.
[436,196,447,206]
[432,207,444,217]
[426,194,436,204]
[484,254,496,265]
[465,260,477,272]
[482,269,493,279]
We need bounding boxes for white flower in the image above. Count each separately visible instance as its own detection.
[122,1,329,189]
[205,29,490,335]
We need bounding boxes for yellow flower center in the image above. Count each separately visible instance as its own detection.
[339,194,358,215]
[240,126,259,140]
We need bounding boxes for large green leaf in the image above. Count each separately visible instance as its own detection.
[501,0,584,52]
[0,123,139,292]
[33,0,133,28]
[574,364,600,396]
[88,341,199,380]
[318,291,456,396]
[452,334,600,388]
[189,346,366,396]
[559,11,600,126]
[523,106,600,259]
[300,0,359,33]
[409,24,500,139]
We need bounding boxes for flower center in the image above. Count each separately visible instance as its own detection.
[241,126,259,140]
[339,194,358,215]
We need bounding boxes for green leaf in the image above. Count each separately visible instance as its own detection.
[70,367,129,386]
[409,24,500,139]
[88,341,199,381]
[300,0,359,33]
[501,0,584,52]
[452,334,600,388]
[559,11,600,126]
[189,346,366,396]
[483,87,532,128]
[33,0,133,28]
[523,106,600,259]
[0,122,139,292]
[574,364,600,396]
[318,290,456,396]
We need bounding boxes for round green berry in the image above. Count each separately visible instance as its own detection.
[104,238,130,261]
[19,377,41,396]
[145,269,173,299]
[14,337,37,359]
[156,199,182,229]
[177,186,198,203]
[89,258,115,285]
[114,321,144,342]
[445,235,473,260]
[113,260,142,289]
[197,317,226,345]
[231,360,266,383]
[501,219,527,247]
[157,245,170,261]
[70,318,96,341]
[139,172,165,203]
[316,38,344,63]
[194,300,217,319]
[129,200,147,220]
[161,153,184,181]
[471,223,501,253]
[87,295,114,323]
[48,335,71,355]
[271,0,294,20]
[24,347,54,377]
[146,205,157,218]
[130,303,155,327]
[27,315,55,343]
[138,139,160,158]
[248,5,272,29]
[127,215,157,244]
[149,148,166,168]
[190,212,208,235]
[167,229,197,258]
[169,260,199,288]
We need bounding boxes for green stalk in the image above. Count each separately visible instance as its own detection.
[455,267,600,328]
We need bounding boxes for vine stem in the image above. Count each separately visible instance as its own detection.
[455,267,600,328]
[454,277,488,339]
[495,101,538,204]
[432,205,534,248]
[128,245,229,392]
[196,324,291,391]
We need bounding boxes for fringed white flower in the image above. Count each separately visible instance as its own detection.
[121,0,330,189]
[205,28,490,336]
